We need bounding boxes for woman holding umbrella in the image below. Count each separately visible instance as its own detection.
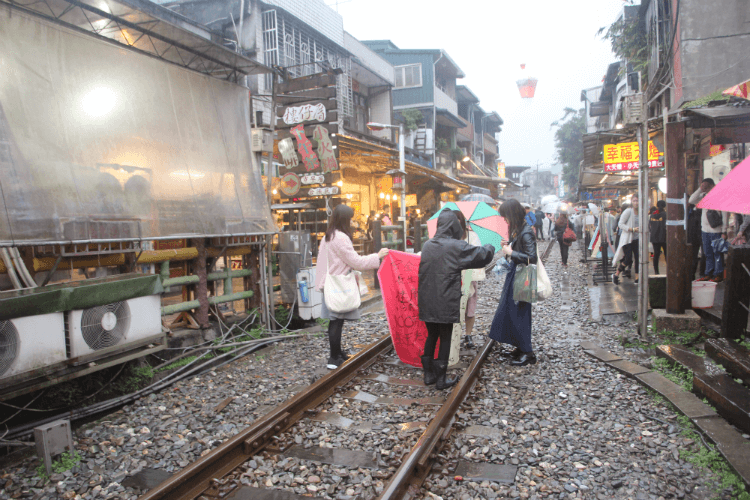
[488,199,539,366]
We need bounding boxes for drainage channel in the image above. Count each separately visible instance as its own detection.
[137,334,505,500]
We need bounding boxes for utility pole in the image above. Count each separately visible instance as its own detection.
[637,99,650,339]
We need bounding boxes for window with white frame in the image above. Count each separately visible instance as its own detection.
[395,64,422,89]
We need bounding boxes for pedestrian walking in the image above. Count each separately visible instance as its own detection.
[488,199,539,367]
[534,207,545,240]
[689,178,728,282]
[649,200,667,274]
[315,204,389,370]
[612,195,641,285]
[555,212,574,267]
[543,213,553,240]
[418,210,495,389]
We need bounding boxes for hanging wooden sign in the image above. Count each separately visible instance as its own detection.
[277,138,299,169]
[312,125,338,173]
[279,186,340,199]
[281,103,327,125]
[290,124,321,171]
[280,172,301,196]
[300,173,326,185]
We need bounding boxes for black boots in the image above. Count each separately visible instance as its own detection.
[510,352,537,366]
[463,335,476,349]
[421,355,436,386]
[433,360,458,390]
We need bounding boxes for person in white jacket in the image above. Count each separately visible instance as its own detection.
[689,178,728,283]
[612,195,641,285]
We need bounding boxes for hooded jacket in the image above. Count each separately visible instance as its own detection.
[649,210,666,244]
[418,210,495,324]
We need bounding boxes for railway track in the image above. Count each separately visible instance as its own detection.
[139,243,556,500]
[139,335,495,500]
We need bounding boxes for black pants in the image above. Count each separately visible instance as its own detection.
[327,319,345,359]
[652,242,666,274]
[618,240,640,273]
[423,322,453,361]
[558,239,569,265]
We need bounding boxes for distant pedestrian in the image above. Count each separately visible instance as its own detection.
[418,210,495,389]
[543,213,553,239]
[649,200,667,274]
[555,212,574,267]
[315,204,389,370]
[488,199,539,367]
[690,179,728,282]
[523,203,536,228]
[612,195,641,285]
[534,207,545,240]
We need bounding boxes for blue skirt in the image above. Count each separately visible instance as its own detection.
[488,261,533,352]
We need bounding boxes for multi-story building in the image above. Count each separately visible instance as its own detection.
[362,40,467,173]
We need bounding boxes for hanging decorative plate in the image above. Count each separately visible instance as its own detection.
[280,172,301,196]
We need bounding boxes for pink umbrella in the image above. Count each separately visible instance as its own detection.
[426,201,509,253]
[697,156,750,214]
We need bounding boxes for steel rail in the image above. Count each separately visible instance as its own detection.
[541,238,556,262]
[378,338,495,500]
[139,334,393,500]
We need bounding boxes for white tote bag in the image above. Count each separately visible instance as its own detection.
[323,245,361,313]
[536,248,553,301]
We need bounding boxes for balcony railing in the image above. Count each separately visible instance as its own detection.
[483,134,498,155]
[434,86,458,116]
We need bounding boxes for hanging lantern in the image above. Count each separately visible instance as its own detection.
[520,63,526,69]
[516,78,538,98]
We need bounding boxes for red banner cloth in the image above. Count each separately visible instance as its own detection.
[377,251,438,367]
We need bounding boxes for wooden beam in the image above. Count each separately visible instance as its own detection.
[276,87,337,104]
[666,121,689,314]
[276,74,336,94]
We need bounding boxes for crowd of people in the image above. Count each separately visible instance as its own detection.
[312,191,750,387]
[314,199,545,385]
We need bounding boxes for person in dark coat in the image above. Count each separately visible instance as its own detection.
[649,200,667,274]
[555,213,574,267]
[418,210,495,389]
[534,208,545,240]
[488,199,539,366]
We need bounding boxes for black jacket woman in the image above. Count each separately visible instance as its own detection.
[488,199,539,366]
[555,213,574,267]
[418,210,495,389]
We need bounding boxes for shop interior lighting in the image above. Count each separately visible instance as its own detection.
[599,175,609,184]
[337,180,343,187]
[272,189,277,195]
[379,193,385,199]
[658,177,667,194]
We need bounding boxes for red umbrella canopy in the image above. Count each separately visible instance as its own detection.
[426,201,509,252]
[697,156,750,214]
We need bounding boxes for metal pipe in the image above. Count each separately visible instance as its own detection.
[0,248,22,289]
[161,269,252,287]
[9,248,35,288]
[161,290,255,316]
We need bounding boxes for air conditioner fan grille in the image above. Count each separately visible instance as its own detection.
[0,320,19,376]
[80,302,131,351]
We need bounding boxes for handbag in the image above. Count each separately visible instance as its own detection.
[563,226,576,246]
[323,244,361,313]
[512,258,538,304]
[706,210,723,229]
[536,249,553,301]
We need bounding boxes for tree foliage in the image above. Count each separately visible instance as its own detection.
[551,108,585,194]
[597,13,648,75]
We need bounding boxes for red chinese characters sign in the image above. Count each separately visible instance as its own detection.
[603,141,663,172]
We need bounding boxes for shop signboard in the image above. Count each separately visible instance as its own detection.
[580,188,619,201]
[603,141,663,172]
[497,161,505,178]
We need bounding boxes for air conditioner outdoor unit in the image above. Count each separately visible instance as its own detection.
[67,295,161,359]
[251,128,273,153]
[0,313,67,381]
[623,93,643,126]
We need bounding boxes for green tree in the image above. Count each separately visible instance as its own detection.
[551,108,585,194]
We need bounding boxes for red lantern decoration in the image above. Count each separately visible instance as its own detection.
[392,174,404,191]
[520,63,526,69]
[516,78,538,98]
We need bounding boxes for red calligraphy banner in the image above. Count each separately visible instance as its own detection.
[377,251,439,367]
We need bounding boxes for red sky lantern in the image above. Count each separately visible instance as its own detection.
[517,78,538,98]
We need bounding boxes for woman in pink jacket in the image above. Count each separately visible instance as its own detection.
[315,204,389,369]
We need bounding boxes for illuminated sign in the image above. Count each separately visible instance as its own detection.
[603,141,663,172]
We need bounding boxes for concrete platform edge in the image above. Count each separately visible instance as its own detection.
[579,342,750,487]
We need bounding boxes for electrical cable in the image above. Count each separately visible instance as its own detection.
[9,248,35,288]
[0,390,46,425]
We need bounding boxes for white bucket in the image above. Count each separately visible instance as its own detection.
[691,280,718,309]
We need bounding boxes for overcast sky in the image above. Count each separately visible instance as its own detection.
[332,0,625,172]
